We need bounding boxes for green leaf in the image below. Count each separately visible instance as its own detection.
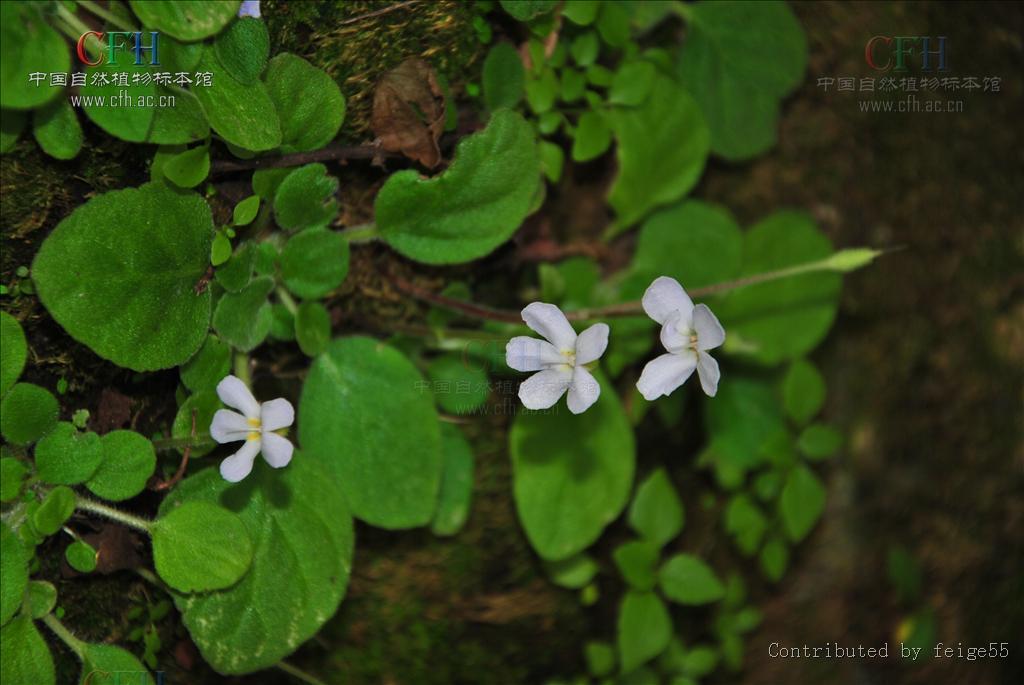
[192,49,281,152]
[596,0,631,47]
[797,423,842,460]
[273,164,339,231]
[571,110,611,162]
[80,643,154,685]
[0,311,27,395]
[500,0,556,21]
[628,468,684,547]
[32,183,213,371]
[172,390,221,457]
[779,465,826,541]
[34,423,102,485]
[425,355,489,415]
[483,42,525,110]
[681,645,719,677]
[265,53,346,154]
[0,458,28,502]
[162,146,210,189]
[544,553,599,589]
[585,640,615,677]
[510,369,635,560]
[211,233,232,267]
[152,502,253,592]
[525,69,559,114]
[80,60,155,143]
[724,494,767,556]
[612,540,659,591]
[212,276,274,352]
[25,580,56,619]
[129,1,240,41]
[32,99,82,160]
[86,430,156,502]
[32,485,75,536]
[676,0,806,160]
[1,522,28,625]
[0,108,27,152]
[269,304,295,341]
[232,196,261,226]
[147,87,210,145]
[632,200,743,288]
[252,168,291,201]
[704,377,786,470]
[560,67,586,103]
[214,17,269,84]
[607,76,709,232]
[617,591,671,673]
[161,457,353,674]
[715,212,841,365]
[759,537,788,582]
[300,337,443,529]
[659,553,725,605]
[782,359,825,424]
[215,242,257,292]
[0,616,54,684]
[570,32,600,66]
[539,139,564,183]
[565,1,600,26]
[0,383,58,446]
[280,228,349,299]
[609,61,657,106]
[180,335,231,394]
[295,301,331,357]
[431,424,475,536]
[376,109,541,265]
[65,540,98,574]
[0,3,67,110]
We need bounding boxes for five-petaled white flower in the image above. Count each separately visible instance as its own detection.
[506,303,609,414]
[210,375,294,482]
[636,276,725,400]
[238,1,261,18]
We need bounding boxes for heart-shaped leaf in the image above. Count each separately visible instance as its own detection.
[273,164,339,232]
[627,468,684,547]
[86,431,156,502]
[192,49,281,152]
[152,501,254,592]
[34,422,102,485]
[280,228,349,299]
[265,53,345,154]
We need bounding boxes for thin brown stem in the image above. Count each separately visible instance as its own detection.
[210,143,396,175]
[151,410,194,492]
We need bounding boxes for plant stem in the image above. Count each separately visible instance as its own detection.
[275,660,330,685]
[277,287,299,315]
[134,566,170,593]
[234,351,252,387]
[339,223,379,244]
[75,494,152,534]
[152,435,215,451]
[77,0,136,31]
[209,143,399,175]
[54,4,93,37]
[41,614,87,659]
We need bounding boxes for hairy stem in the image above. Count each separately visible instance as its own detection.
[77,0,136,31]
[152,435,215,451]
[277,287,299,316]
[275,660,330,685]
[75,494,153,534]
[339,223,379,244]
[41,614,87,659]
[234,351,252,387]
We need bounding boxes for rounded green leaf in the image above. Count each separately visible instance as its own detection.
[32,184,214,371]
[500,0,556,21]
[34,422,103,485]
[628,468,684,547]
[129,1,240,41]
[572,110,611,162]
[273,164,339,231]
[544,553,599,590]
[212,276,274,352]
[609,61,657,106]
[65,540,98,574]
[32,486,75,536]
[617,591,671,673]
[0,383,58,446]
[295,301,331,357]
[299,337,443,529]
[759,537,788,582]
[214,17,269,84]
[483,42,525,111]
[586,640,615,677]
[152,501,254,592]
[0,616,54,685]
[779,465,826,541]
[86,430,156,502]
[180,335,231,394]
[26,580,56,619]
[510,369,635,560]
[0,311,27,395]
[79,643,153,685]
[232,195,261,226]
[280,228,349,299]
[430,424,474,536]
[1,522,28,625]
[160,457,354,674]
[797,423,842,460]
[704,376,785,470]
[0,3,68,110]
[426,355,489,415]
[214,241,257,293]
[571,32,600,66]
[0,458,29,502]
[172,390,221,457]
[376,109,541,265]
[80,60,155,143]
[565,2,600,26]
[613,540,659,591]
[192,49,281,152]
[724,494,767,556]
[162,146,210,189]
[32,99,82,160]
[146,86,210,145]
[264,53,346,154]
[658,553,725,605]
[781,358,825,424]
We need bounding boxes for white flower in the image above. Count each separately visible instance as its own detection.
[209,375,294,482]
[506,303,609,414]
[636,276,725,400]
[238,1,261,18]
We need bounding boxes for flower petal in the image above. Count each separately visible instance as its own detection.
[216,375,260,419]
[659,311,690,355]
[260,432,294,468]
[260,398,295,432]
[567,366,601,414]
[506,336,565,372]
[636,352,697,401]
[219,439,261,483]
[238,0,261,18]
[575,323,609,365]
[642,276,694,325]
[521,302,577,351]
[696,351,721,397]
[518,367,572,410]
[209,409,252,444]
[692,304,725,351]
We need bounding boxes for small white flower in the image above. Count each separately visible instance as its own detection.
[506,302,609,414]
[238,1,261,18]
[209,375,294,482]
[636,276,725,400]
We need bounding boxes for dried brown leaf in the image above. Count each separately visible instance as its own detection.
[371,59,445,168]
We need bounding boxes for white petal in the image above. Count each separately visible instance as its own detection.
[659,311,690,355]
[260,398,294,432]
[518,368,572,410]
[209,409,252,444]
[216,375,260,419]
[692,304,725,351]
[521,302,577,351]
[642,276,694,325]
[636,352,697,401]
[506,336,565,372]
[219,439,261,482]
[696,351,721,397]
[238,0,260,18]
[260,432,294,468]
[567,366,601,414]
[575,323,609,365]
